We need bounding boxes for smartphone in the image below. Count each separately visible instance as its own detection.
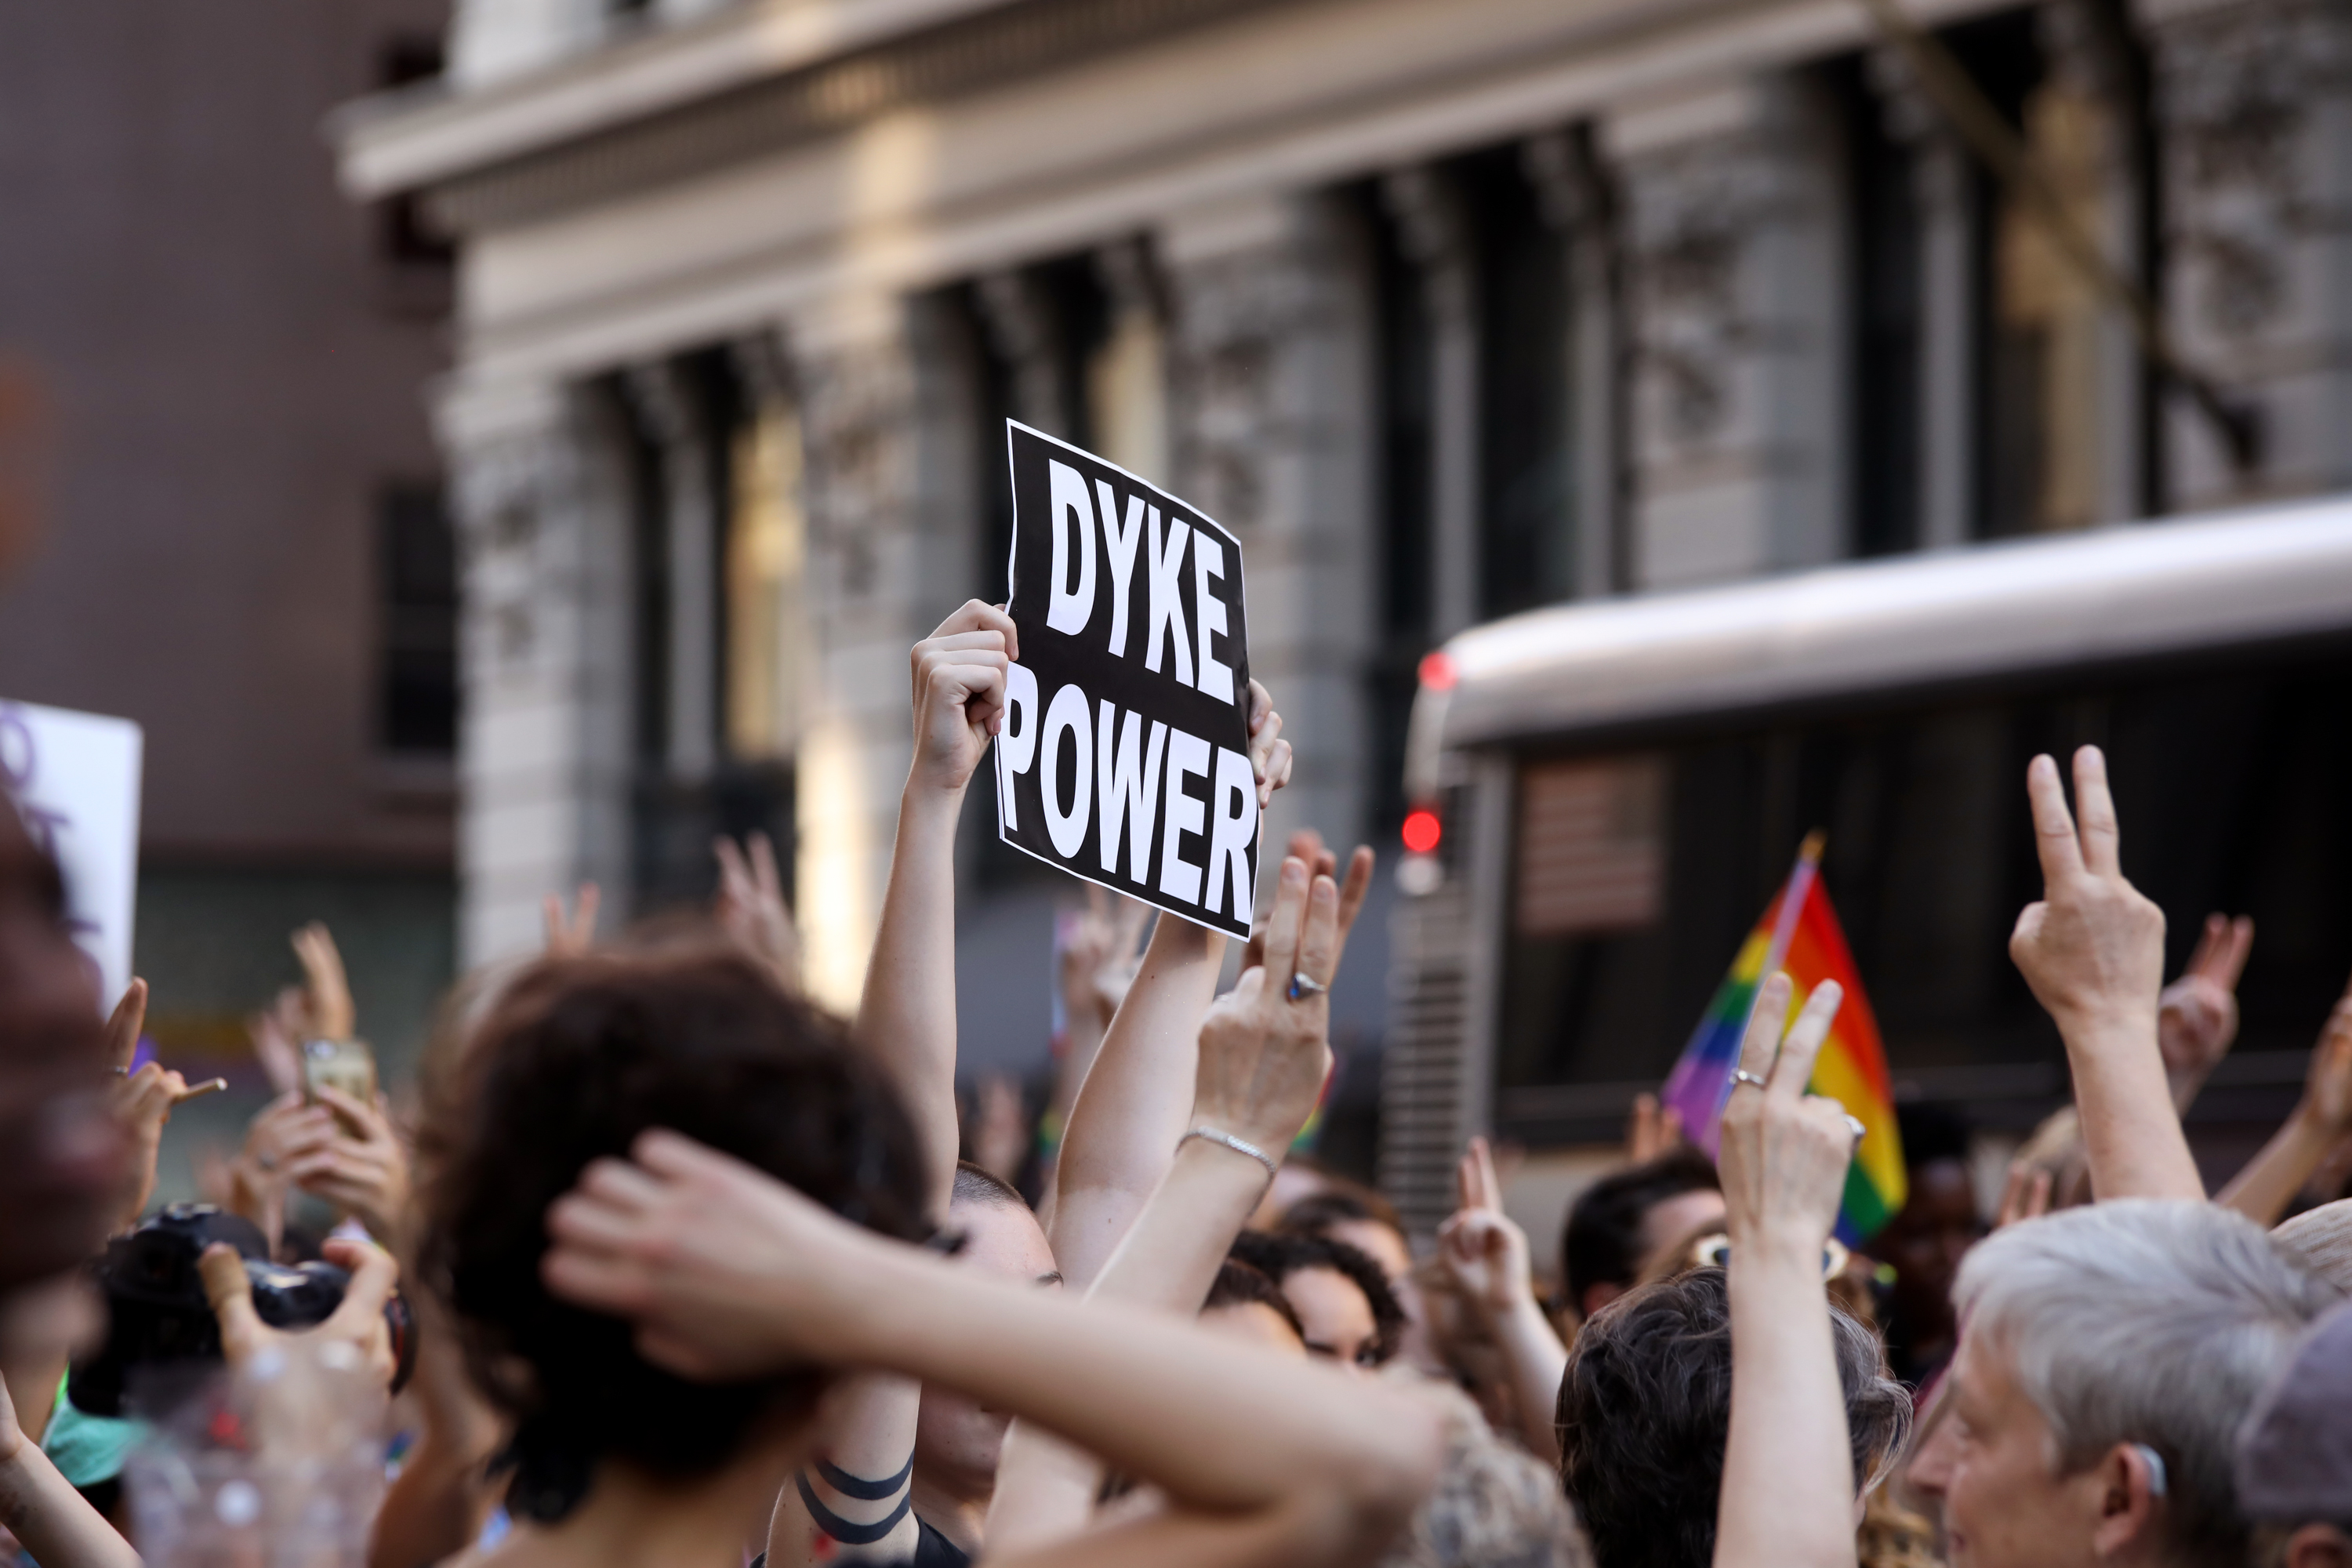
[302,1036,378,1108]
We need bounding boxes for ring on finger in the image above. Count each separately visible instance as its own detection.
[1287,971,1329,1002]
[1731,1069,1769,1091]
[1842,1114,1867,1142]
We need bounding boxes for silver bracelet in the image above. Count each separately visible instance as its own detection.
[1180,1126,1278,1181]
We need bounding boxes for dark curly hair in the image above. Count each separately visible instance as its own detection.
[1228,1229,1404,1367]
[1556,1266,1911,1568]
[417,947,931,1522]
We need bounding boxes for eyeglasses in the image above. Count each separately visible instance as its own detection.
[1686,1231,1850,1282]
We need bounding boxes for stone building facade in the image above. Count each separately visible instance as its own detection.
[0,2,459,1099]
[336,0,2352,1127]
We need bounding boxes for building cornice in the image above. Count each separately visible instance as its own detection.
[335,0,1276,220]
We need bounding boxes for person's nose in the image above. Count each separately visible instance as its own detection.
[1907,1410,1958,1497]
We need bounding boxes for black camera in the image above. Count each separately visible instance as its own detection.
[68,1204,416,1417]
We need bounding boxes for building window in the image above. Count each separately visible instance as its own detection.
[379,481,459,754]
[724,400,808,764]
[617,351,797,913]
[1953,7,2154,536]
[1841,57,1927,557]
[1472,149,1579,617]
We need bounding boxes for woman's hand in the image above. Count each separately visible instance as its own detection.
[1436,1138,1534,1319]
[1189,855,1336,1155]
[543,1131,888,1381]
[908,601,1017,796]
[198,1235,401,1385]
[2157,913,2252,1108]
[542,881,601,957]
[715,833,799,985]
[1239,829,1374,977]
[291,922,356,1041]
[1245,680,1294,810]
[285,1086,414,1248]
[1715,974,1857,1259]
[102,978,176,1229]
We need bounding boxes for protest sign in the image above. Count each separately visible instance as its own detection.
[995,422,1259,939]
[0,699,143,1010]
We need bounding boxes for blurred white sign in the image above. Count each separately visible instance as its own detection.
[0,700,143,1011]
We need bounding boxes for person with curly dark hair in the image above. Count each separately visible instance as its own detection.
[1556,995,1918,1568]
[422,932,1442,1568]
[1229,1229,1406,1372]
[416,944,936,1532]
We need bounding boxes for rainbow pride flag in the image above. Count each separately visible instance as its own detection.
[1659,833,1907,1244]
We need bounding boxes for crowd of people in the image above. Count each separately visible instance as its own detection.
[5,599,2352,1567]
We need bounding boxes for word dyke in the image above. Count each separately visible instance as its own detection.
[994,422,1259,939]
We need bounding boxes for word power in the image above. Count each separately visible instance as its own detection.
[995,422,1258,939]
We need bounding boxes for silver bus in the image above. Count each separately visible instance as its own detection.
[1381,499,2352,1233]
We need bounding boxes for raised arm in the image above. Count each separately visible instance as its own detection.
[860,600,1015,1203]
[990,855,1341,1554]
[768,601,1013,1567]
[544,1129,1442,1568]
[0,1370,140,1568]
[2219,967,2352,1225]
[2007,748,2203,1201]
[1045,680,1304,1290]
[1712,973,1863,1568]
[1434,1136,1566,1464]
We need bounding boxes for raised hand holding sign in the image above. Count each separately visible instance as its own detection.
[995,423,1261,938]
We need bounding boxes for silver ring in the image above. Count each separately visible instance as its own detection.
[1731,1069,1769,1091]
[1843,1114,1867,1142]
[256,1152,278,1173]
[1287,971,1329,1002]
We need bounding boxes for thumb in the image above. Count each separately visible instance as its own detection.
[318,1236,400,1341]
[198,1243,265,1364]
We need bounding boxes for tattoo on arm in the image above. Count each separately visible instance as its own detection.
[796,1454,916,1546]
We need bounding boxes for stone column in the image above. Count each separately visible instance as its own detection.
[1157,191,1376,854]
[2139,0,2352,506]
[1607,74,1851,587]
[1381,167,1483,637]
[437,373,634,966]
[788,295,971,1012]
[1871,47,1982,550]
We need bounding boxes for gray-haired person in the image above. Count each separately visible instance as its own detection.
[1909,1200,2339,1568]
[2236,1299,2352,1568]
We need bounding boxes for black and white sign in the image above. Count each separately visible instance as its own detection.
[0,699,143,1011]
[994,422,1258,939]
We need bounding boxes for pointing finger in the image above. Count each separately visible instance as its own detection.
[2071,746,2122,879]
[198,1243,264,1365]
[2209,915,2253,992]
[1260,856,1311,993]
[1769,979,1844,1098]
[104,978,149,1073]
[2024,754,2085,885]
[1733,973,1795,1093]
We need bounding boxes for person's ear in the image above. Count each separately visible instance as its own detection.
[2089,1442,2164,1557]
[1579,1279,1625,1320]
[2285,1523,2352,1568]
